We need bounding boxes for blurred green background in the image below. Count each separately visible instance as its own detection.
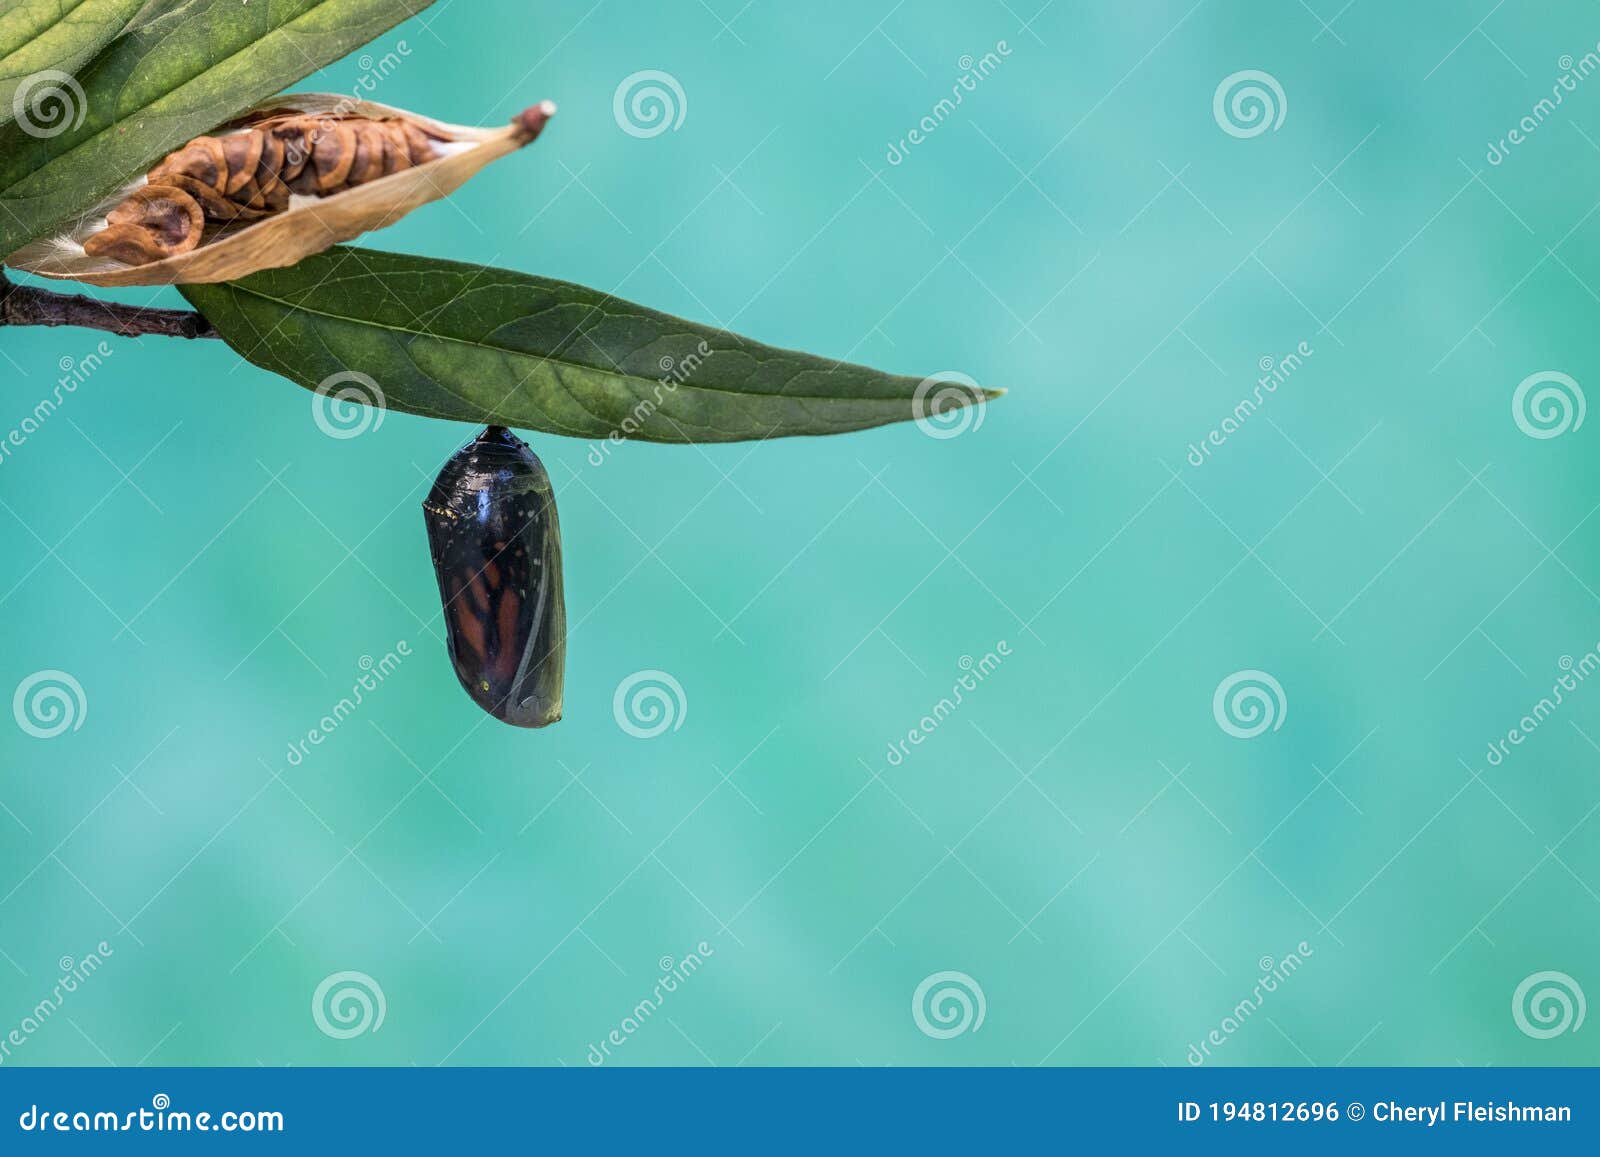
[3,0,1600,1067]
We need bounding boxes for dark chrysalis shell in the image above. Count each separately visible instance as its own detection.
[422,426,565,728]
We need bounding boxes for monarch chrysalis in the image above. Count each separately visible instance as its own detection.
[422,426,565,728]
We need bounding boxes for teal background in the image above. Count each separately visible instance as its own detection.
[4,0,1600,1067]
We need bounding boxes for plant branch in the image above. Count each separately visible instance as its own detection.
[0,269,218,340]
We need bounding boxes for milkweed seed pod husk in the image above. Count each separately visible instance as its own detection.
[76,114,428,262]
[5,96,555,286]
[423,426,565,729]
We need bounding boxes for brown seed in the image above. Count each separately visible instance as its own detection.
[104,185,201,243]
[250,170,289,211]
[255,132,286,182]
[309,120,357,191]
[397,119,438,166]
[159,172,270,221]
[230,176,265,208]
[135,186,205,253]
[378,120,414,175]
[347,122,386,186]
[219,133,264,195]
[252,134,290,209]
[274,122,313,181]
[149,136,229,193]
[285,164,322,197]
[83,223,173,264]
[86,184,204,263]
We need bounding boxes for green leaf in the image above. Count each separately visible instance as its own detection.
[182,247,1001,443]
[0,0,434,259]
[0,0,149,129]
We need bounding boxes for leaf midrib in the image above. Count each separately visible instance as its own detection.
[220,279,917,407]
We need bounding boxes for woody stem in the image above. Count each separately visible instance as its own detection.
[0,269,218,340]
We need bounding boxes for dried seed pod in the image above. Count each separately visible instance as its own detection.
[422,426,565,729]
[7,96,557,286]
